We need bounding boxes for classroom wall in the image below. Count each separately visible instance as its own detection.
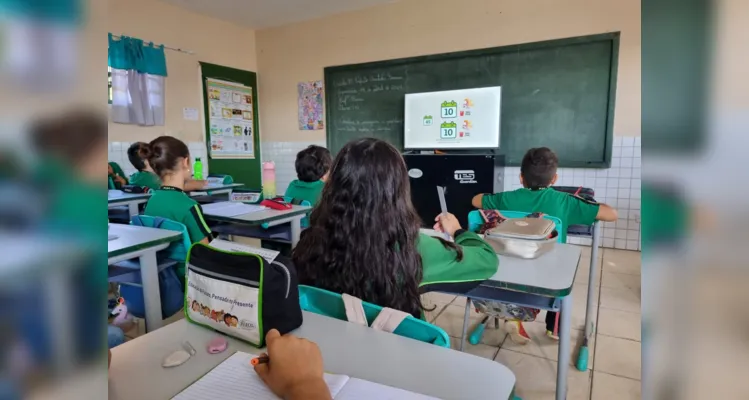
[255,0,641,143]
[255,0,641,250]
[107,0,257,144]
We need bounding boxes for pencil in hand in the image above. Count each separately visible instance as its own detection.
[250,355,269,366]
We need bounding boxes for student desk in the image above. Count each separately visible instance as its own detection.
[203,205,310,248]
[189,182,244,199]
[421,229,580,400]
[109,312,516,400]
[108,190,150,219]
[108,224,182,331]
[567,221,601,370]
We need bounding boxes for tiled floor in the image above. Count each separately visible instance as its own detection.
[427,246,642,400]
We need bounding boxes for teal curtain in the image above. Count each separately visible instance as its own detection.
[0,0,81,24]
[108,33,168,77]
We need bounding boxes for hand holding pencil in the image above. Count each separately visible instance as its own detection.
[252,329,331,400]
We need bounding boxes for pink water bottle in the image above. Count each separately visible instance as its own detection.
[262,162,276,199]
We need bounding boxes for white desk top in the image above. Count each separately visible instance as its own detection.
[109,313,515,400]
[203,204,310,225]
[108,223,181,259]
[108,190,151,203]
[421,228,581,296]
[202,182,244,190]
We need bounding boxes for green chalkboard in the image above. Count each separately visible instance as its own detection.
[200,62,262,189]
[324,33,619,167]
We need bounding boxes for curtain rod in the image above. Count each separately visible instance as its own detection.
[110,34,195,55]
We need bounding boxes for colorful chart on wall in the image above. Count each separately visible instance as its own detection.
[206,78,255,159]
[297,80,324,130]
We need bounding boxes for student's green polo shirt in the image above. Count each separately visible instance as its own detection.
[108,162,127,189]
[284,179,325,206]
[129,171,161,190]
[143,186,212,243]
[417,231,498,288]
[482,187,600,241]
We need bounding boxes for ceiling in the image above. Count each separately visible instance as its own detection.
[160,0,400,29]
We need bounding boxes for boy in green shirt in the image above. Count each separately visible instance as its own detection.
[127,142,163,190]
[284,145,331,206]
[108,161,128,189]
[472,147,617,344]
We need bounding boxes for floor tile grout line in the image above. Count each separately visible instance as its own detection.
[590,368,642,382]
[591,370,641,382]
[596,332,641,343]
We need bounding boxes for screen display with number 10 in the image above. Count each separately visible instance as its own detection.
[404,87,501,149]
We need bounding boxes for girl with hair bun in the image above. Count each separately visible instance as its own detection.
[142,136,213,245]
[127,141,207,191]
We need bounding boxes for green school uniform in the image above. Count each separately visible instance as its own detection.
[108,161,128,189]
[417,231,498,288]
[129,170,161,190]
[481,187,600,241]
[284,179,325,206]
[143,186,212,243]
[641,184,686,248]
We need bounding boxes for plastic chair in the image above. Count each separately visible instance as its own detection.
[299,285,451,348]
[465,210,564,346]
[108,216,191,322]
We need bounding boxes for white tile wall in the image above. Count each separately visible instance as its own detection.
[504,136,641,251]
[260,137,641,251]
[108,141,208,178]
[260,141,326,194]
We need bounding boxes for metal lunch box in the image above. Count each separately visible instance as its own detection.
[484,218,558,259]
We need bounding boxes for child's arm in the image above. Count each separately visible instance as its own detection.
[472,192,503,210]
[471,194,484,208]
[184,179,207,191]
[595,203,618,222]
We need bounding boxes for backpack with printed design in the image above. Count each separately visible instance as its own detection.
[184,243,302,347]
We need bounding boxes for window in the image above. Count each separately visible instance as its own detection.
[108,66,112,104]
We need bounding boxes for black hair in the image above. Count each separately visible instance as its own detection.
[520,147,558,189]
[139,136,190,178]
[295,145,332,182]
[127,142,149,171]
[292,138,461,318]
[30,110,106,165]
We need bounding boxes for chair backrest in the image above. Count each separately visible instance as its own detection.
[130,215,192,261]
[298,285,451,348]
[468,210,565,243]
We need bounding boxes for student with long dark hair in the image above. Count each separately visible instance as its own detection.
[292,138,498,318]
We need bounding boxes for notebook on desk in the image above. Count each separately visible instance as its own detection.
[172,352,438,400]
[202,201,266,217]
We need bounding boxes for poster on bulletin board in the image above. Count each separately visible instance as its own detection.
[206,78,255,159]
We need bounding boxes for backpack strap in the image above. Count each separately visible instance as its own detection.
[370,308,410,333]
[341,294,368,326]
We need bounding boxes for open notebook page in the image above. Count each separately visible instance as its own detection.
[172,352,349,400]
[335,378,440,400]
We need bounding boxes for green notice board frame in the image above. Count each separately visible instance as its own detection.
[200,62,261,189]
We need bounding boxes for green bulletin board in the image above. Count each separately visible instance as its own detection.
[200,62,261,189]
